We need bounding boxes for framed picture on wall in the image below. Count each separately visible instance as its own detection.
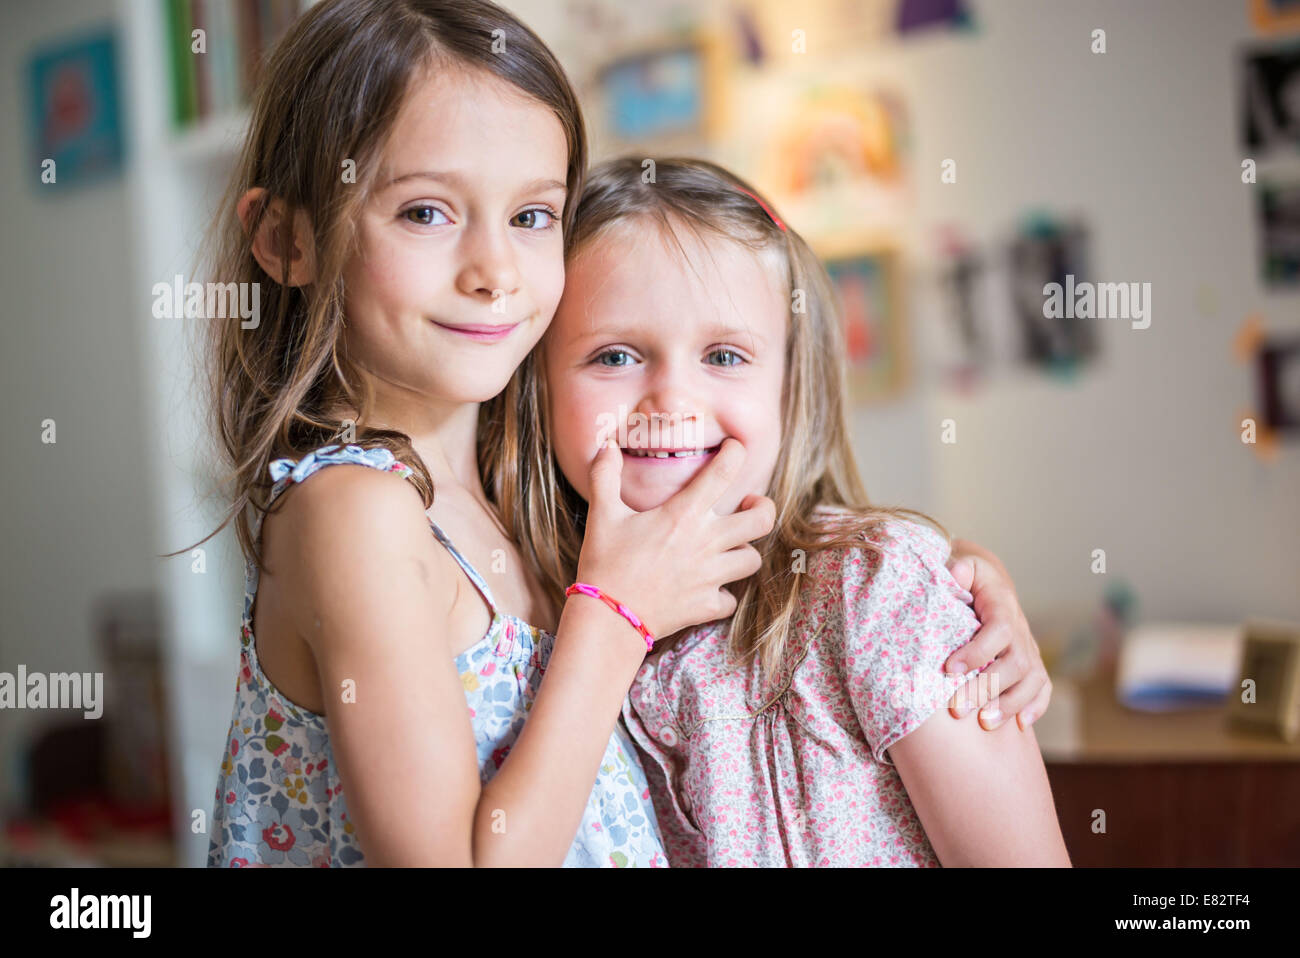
[1257,180,1300,286]
[1250,0,1300,36]
[1240,44,1300,155]
[594,35,726,152]
[817,234,908,402]
[1257,334,1300,434]
[27,29,124,189]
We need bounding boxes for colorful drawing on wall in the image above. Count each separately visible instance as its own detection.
[819,237,906,401]
[598,37,721,149]
[1258,335,1300,435]
[1257,180,1300,286]
[897,0,975,34]
[1240,45,1300,155]
[1251,0,1300,36]
[27,30,124,189]
[1007,214,1095,375]
[768,87,907,197]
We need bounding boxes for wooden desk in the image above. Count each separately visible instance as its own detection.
[1040,668,1300,866]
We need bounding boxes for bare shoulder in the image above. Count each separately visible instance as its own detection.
[262,464,455,645]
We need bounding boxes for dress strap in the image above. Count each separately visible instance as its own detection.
[263,443,418,515]
[427,520,500,613]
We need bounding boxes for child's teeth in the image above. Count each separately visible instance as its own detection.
[626,449,706,457]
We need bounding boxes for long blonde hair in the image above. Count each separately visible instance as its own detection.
[182,0,586,567]
[483,157,948,678]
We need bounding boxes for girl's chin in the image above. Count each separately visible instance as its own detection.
[620,490,678,513]
[620,483,741,516]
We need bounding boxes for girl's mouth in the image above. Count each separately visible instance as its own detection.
[622,444,721,462]
[432,321,520,343]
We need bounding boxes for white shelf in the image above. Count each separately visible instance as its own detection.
[169,109,250,163]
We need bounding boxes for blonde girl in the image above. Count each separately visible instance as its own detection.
[494,157,1069,866]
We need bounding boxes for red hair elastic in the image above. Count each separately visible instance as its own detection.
[735,185,787,232]
[565,582,656,651]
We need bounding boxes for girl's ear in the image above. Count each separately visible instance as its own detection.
[237,187,317,286]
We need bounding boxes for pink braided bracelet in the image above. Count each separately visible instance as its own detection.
[565,582,656,651]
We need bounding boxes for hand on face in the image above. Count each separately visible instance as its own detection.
[543,220,788,516]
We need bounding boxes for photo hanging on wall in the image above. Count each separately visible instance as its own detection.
[27,29,124,189]
[1007,215,1096,376]
[1240,43,1300,157]
[817,234,908,403]
[594,34,726,154]
[1257,179,1300,286]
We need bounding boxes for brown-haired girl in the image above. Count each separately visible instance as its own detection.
[509,157,1069,866]
[202,1,777,867]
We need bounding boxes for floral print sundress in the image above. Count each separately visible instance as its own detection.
[207,444,667,867]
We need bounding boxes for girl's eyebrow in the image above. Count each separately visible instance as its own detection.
[570,321,763,346]
[381,170,566,196]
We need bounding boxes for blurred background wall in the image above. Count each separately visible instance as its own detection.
[1,0,1296,866]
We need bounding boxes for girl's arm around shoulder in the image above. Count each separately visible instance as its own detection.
[268,464,480,866]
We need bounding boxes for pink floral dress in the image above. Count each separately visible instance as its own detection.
[621,517,984,867]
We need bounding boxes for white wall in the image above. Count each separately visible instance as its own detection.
[0,0,158,811]
[862,0,1300,626]
[513,0,1300,627]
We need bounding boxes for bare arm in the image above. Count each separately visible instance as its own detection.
[888,702,1071,867]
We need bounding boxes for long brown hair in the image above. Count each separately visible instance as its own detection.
[186,0,586,567]
[483,157,948,679]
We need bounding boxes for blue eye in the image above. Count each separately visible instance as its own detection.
[707,348,744,367]
[512,207,558,230]
[595,349,635,367]
[403,205,450,226]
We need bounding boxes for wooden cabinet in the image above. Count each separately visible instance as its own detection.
[1039,669,1300,866]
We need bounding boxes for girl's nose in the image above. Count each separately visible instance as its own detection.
[631,371,703,444]
[455,225,521,304]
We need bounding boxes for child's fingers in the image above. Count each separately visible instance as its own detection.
[587,438,625,518]
[943,561,1017,674]
[665,437,745,516]
[713,494,776,551]
[1016,679,1053,731]
[706,542,763,588]
[957,654,1041,729]
[946,556,975,592]
[948,668,995,717]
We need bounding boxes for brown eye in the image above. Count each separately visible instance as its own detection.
[403,205,448,226]
[512,208,556,230]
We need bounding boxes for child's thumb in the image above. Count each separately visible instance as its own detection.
[588,438,624,514]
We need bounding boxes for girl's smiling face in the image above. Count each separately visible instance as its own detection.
[543,218,788,515]
[342,63,569,410]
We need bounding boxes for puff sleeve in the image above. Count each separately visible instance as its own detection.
[834,519,984,766]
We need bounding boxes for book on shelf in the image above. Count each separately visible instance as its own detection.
[164,0,305,132]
